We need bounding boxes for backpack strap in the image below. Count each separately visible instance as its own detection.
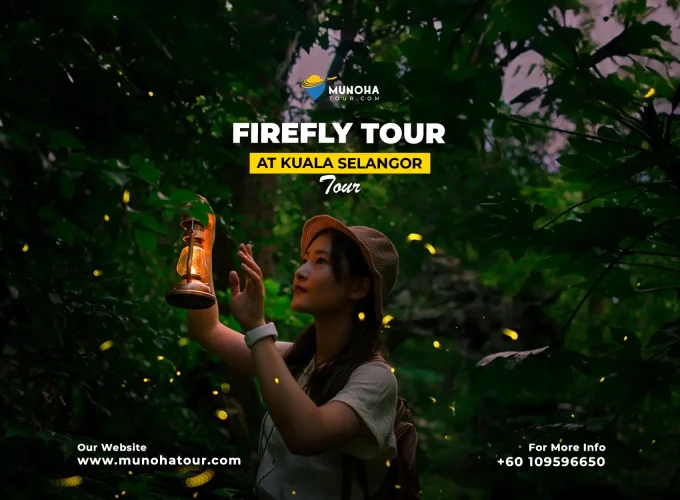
[341,453,370,500]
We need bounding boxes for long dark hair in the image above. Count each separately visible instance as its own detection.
[283,228,387,405]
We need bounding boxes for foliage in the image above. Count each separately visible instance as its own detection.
[2,0,680,498]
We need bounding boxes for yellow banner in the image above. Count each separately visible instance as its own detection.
[249,153,430,174]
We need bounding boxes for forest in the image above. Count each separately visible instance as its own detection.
[2,0,680,498]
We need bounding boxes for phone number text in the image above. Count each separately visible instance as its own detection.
[499,456,605,467]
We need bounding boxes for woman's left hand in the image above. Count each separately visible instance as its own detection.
[230,243,266,332]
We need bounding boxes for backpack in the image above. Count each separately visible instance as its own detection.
[340,357,421,499]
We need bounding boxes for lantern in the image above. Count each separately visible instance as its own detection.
[165,214,215,309]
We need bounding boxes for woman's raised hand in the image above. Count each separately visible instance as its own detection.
[229,243,266,333]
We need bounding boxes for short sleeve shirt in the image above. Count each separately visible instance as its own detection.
[254,342,398,499]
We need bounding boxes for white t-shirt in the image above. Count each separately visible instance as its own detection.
[254,341,398,499]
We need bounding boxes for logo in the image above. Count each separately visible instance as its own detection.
[301,74,337,100]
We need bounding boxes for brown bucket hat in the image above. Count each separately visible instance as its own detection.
[300,215,399,326]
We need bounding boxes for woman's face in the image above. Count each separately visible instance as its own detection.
[290,233,369,315]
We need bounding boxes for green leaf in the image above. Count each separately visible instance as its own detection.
[134,228,157,253]
[59,172,76,200]
[647,319,680,347]
[49,130,84,150]
[130,154,161,185]
[585,21,672,67]
[188,201,211,226]
[129,211,169,235]
[170,189,198,204]
[51,219,79,246]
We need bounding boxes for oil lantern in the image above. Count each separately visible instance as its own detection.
[165,214,215,309]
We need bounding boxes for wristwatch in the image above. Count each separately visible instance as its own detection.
[244,322,278,349]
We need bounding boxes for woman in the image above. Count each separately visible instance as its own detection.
[187,197,400,499]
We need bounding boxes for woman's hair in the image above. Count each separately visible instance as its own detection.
[283,228,387,405]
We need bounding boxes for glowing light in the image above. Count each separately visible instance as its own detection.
[449,405,455,414]
[599,377,605,382]
[212,390,218,395]
[178,337,190,347]
[122,190,130,204]
[382,314,394,326]
[652,439,656,444]
[623,336,628,341]
[221,382,231,393]
[429,396,436,403]
[193,493,199,499]
[386,459,391,467]
[406,233,422,242]
[571,414,575,418]
[148,91,154,97]
[390,367,395,373]
[395,485,401,489]
[121,492,126,496]
[291,491,296,495]
[185,469,214,488]
[176,370,181,376]
[274,377,280,384]
[115,495,119,499]
[433,340,440,349]
[22,243,29,252]
[157,355,164,361]
[104,214,110,222]
[143,378,150,383]
[502,328,519,340]
[169,378,174,383]
[644,88,655,98]
[444,435,451,440]
[54,476,83,487]
[358,312,365,321]
[93,269,103,277]
[216,410,228,420]
[99,340,114,351]
[424,243,436,255]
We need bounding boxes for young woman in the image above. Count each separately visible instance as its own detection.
[187,197,400,499]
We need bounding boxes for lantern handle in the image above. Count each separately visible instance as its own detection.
[186,217,195,283]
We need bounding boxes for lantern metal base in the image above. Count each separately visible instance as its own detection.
[166,280,215,310]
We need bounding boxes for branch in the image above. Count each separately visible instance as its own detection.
[445,0,487,62]
[629,250,680,258]
[618,261,680,273]
[538,182,668,230]
[634,285,680,293]
[498,114,648,152]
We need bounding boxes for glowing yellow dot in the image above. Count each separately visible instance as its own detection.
[395,484,401,489]
[274,377,280,384]
[502,328,519,340]
[644,88,655,98]
[639,449,643,453]
[406,233,422,242]
[623,336,628,341]
[169,378,174,383]
[93,269,103,277]
[429,396,437,403]
[487,443,491,447]
[386,459,391,467]
[212,390,218,395]
[22,243,29,252]
[128,471,133,475]
[652,439,656,444]
[122,190,130,203]
[99,340,114,351]
[424,243,436,255]
[599,377,605,382]
[444,435,451,440]
[291,491,296,495]
[104,214,110,221]
[449,405,456,414]
[176,370,181,376]
[143,378,150,383]
[519,444,522,448]
[157,355,164,360]
[433,340,440,348]
[148,91,154,97]
[382,314,394,325]
[390,367,395,373]
[559,438,563,443]
[571,413,575,418]
[121,492,126,496]
[193,493,198,499]
[216,410,228,420]
[358,312,365,321]
[115,495,119,499]
[178,337,190,347]
[221,382,231,393]
[121,384,125,388]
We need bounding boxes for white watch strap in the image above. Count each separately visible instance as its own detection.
[245,322,278,349]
